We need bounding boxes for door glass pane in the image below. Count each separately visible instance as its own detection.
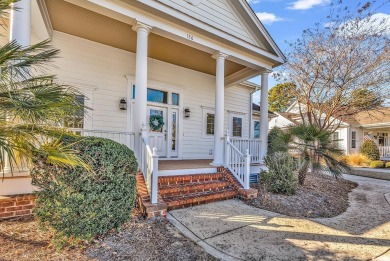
[150,109,164,132]
[232,117,242,137]
[172,112,177,151]
[172,93,179,106]
[147,88,167,104]
[206,113,214,135]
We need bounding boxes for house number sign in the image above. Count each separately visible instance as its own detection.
[187,34,194,40]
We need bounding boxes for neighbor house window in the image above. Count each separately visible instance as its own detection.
[206,113,214,135]
[253,121,260,139]
[64,95,85,129]
[232,117,243,137]
[351,131,357,149]
[331,131,340,146]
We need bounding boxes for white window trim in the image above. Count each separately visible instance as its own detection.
[202,107,215,138]
[351,131,357,149]
[230,114,244,138]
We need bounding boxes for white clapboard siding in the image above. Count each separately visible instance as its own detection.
[157,0,262,48]
[50,31,254,159]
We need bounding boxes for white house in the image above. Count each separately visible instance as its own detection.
[0,0,285,216]
[269,102,390,157]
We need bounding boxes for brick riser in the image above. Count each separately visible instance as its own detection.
[158,173,238,210]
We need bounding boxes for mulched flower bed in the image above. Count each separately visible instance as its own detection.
[247,174,358,218]
[0,214,217,261]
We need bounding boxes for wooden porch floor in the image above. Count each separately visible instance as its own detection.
[158,159,213,170]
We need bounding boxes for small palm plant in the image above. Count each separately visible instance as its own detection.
[284,124,350,185]
[0,1,87,174]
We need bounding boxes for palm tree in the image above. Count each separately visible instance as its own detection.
[0,1,86,174]
[284,124,350,185]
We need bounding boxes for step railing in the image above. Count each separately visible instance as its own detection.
[379,146,390,157]
[70,129,135,150]
[225,132,251,189]
[230,138,261,163]
[140,129,159,204]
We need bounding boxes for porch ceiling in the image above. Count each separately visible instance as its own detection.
[45,0,246,77]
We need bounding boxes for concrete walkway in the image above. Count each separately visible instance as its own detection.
[168,174,390,261]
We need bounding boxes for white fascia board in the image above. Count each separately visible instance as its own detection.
[76,0,276,70]
[225,67,260,88]
[32,0,53,40]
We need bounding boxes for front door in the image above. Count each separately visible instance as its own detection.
[148,106,168,157]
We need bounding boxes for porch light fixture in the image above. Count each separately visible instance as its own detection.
[184,107,191,118]
[119,98,127,110]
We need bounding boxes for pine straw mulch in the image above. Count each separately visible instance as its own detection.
[0,210,217,261]
[247,174,358,218]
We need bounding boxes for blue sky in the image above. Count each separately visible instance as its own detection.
[249,0,390,103]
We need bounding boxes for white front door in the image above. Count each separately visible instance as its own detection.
[148,106,168,157]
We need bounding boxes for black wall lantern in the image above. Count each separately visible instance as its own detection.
[184,107,191,118]
[119,98,127,110]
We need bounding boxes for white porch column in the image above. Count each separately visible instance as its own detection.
[259,71,270,161]
[132,22,152,159]
[212,52,228,166]
[10,0,31,45]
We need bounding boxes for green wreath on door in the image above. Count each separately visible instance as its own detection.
[149,115,164,131]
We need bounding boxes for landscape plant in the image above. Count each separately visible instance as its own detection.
[284,124,350,185]
[0,0,86,174]
[261,152,298,195]
[369,160,385,168]
[342,154,371,167]
[267,127,288,156]
[386,162,390,168]
[31,136,138,248]
[360,140,380,161]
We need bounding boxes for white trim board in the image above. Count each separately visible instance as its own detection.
[159,168,218,176]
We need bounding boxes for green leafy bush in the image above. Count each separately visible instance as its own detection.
[360,140,380,161]
[261,152,298,195]
[31,136,137,248]
[369,160,385,168]
[267,127,288,156]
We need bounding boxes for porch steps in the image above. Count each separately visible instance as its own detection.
[158,173,238,210]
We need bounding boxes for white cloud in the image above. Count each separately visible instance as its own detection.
[288,0,330,10]
[247,0,261,4]
[256,12,284,24]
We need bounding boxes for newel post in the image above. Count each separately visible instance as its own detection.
[244,149,251,189]
[151,147,159,204]
[224,129,230,167]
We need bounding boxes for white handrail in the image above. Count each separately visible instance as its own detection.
[70,128,135,150]
[230,138,261,163]
[225,133,250,189]
[140,131,159,204]
[379,146,390,157]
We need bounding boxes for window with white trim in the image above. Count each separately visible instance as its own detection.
[202,108,215,137]
[351,131,357,149]
[253,121,260,139]
[64,94,85,129]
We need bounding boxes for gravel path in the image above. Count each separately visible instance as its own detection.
[169,174,390,261]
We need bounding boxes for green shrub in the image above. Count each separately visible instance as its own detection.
[261,152,298,195]
[267,127,288,156]
[31,136,137,248]
[369,160,385,168]
[386,162,390,168]
[360,140,380,161]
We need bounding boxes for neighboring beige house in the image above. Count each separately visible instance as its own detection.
[1,0,285,210]
[269,103,390,157]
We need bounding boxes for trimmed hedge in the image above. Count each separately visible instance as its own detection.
[261,152,298,195]
[360,140,380,161]
[370,160,385,168]
[31,136,137,248]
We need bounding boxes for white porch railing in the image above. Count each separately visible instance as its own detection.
[379,146,390,157]
[70,129,135,150]
[225,133,251,189]
[230,138,261,163]
[139,131,159,204]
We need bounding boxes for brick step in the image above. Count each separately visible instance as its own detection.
[158,173,225,186]
[163,188,238,210]
[159,180,232,197]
